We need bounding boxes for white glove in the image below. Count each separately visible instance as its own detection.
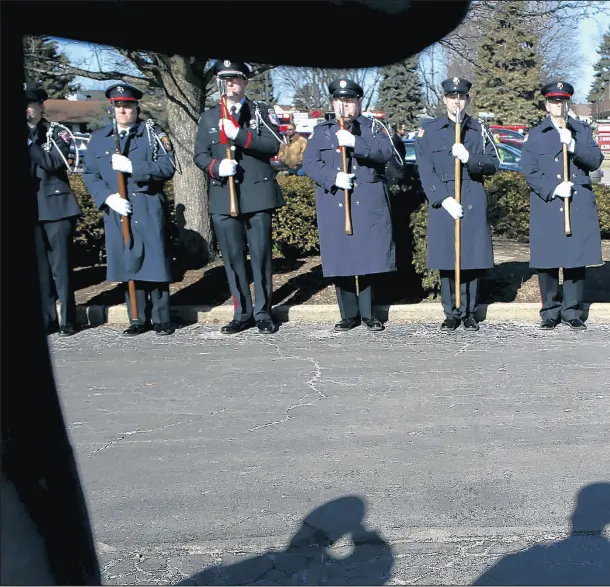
[442,197,464,219]
[336,129,356,148]
[553,181,573,199]
[452,143,469,163]
[220,118,239,140]
[105,193,132,216]
[218,158,237,177]
[335,172,355,190]
[558,127,575,152]
[112,154,133,174]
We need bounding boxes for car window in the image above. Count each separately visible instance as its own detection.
[498,145,520,163]
[404,144,416,162]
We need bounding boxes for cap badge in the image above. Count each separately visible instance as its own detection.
[453,77,460,85]
[224,60,231,67]
[116,86,124,93]
[557,82,564,89]
[339,80,347,88]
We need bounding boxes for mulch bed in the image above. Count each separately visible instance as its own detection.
[73,239,610,308]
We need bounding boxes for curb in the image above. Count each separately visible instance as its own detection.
[73,302,610,327]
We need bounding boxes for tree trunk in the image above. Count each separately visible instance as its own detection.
[160,56,214,267]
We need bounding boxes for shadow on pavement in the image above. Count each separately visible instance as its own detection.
[473,482,610,585]
[179,495,394,585]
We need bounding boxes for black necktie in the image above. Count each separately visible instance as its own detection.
[119,130,127,139]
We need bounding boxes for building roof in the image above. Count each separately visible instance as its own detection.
[571,103,592,118]
[43,99,108,124]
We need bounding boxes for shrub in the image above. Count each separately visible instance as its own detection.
[272,175,320,259]
[486,171,531,242]
[70,174,106,267]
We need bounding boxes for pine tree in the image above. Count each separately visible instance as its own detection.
[471,2,543,128]
[376,55,423,129]
[588,27,610,104]
[23,35,80,98]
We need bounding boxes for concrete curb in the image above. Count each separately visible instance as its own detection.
[74,302,610,326]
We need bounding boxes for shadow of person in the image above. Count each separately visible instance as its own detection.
[180,495,394,585]
[473,482,610,585]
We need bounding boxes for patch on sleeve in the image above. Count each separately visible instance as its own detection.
[417,128,425,138]
[267,109,279,126]
[58,130,71,144]
[157,131,173,151]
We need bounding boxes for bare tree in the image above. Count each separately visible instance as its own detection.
[28,41,274,266]
[274,66,380,111]
[417,43,448,116]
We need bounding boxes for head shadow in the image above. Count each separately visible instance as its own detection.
[179,495,394,585]
[473,482,610,585]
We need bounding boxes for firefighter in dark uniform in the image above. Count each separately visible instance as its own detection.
[521,81,604,330]
[302,78,396,332]
[194,60,285,334]
[415,77,500,332]
[26,82,82,336]
[82,82,177,336]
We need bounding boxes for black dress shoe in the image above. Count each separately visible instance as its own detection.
[154,323,175,335]
[45,323,59,335]
[256,318,278,334]
[122,324,151,336]
[463,316,480,331]
[562,318,587,330]
[540,318,558,330]
[58,324,78,337]
[362,317,384,332]
[220,319,253,334]
[334,317,360,332]
[441,318,459,332]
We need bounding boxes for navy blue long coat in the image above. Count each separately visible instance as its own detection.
[302,115,396,278]
[82,120,176,283]
[415,115,500,270]
[520,116,603,269]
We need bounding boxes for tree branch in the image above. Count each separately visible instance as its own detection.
[27,63,150,86]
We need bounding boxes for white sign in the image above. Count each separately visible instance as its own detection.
[478,112,495,118]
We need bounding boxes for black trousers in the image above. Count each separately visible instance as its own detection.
[125,282,171,325]
[34,218,76,329]
[334,275,375,320]
[440,270,482,320]
[537,267,586,321]
[212,211,273,322]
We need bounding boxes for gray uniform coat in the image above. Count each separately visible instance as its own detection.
[82,119,176,283]
[520,115,603,269]
[302,115,396,278]
[415,115,500,270]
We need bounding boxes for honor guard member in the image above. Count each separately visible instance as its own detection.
[26,82,82,336]
[302,78,396,332]
[194,60,285,335]
[415,77,499,332]
[521,81,604,330]
[82,82,177,336]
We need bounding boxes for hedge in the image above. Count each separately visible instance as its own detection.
[69,169,610,294]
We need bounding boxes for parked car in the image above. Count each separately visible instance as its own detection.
[491,127,526,148]
[495,142,522,172]
[402,137,522,172]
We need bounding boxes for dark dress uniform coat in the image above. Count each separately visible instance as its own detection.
[193,99,285,214]
[415,115,500,270]
[520,116,603,269]
[302,115,396,277]
[82,120,176,283]
[29,120,82,222]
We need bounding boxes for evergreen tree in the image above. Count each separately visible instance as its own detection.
[22,35,80,98]
[588,27,610,104]
[376,55,423,129]
[471,2,543,128]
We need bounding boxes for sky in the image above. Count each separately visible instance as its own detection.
[53,10,610,105]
